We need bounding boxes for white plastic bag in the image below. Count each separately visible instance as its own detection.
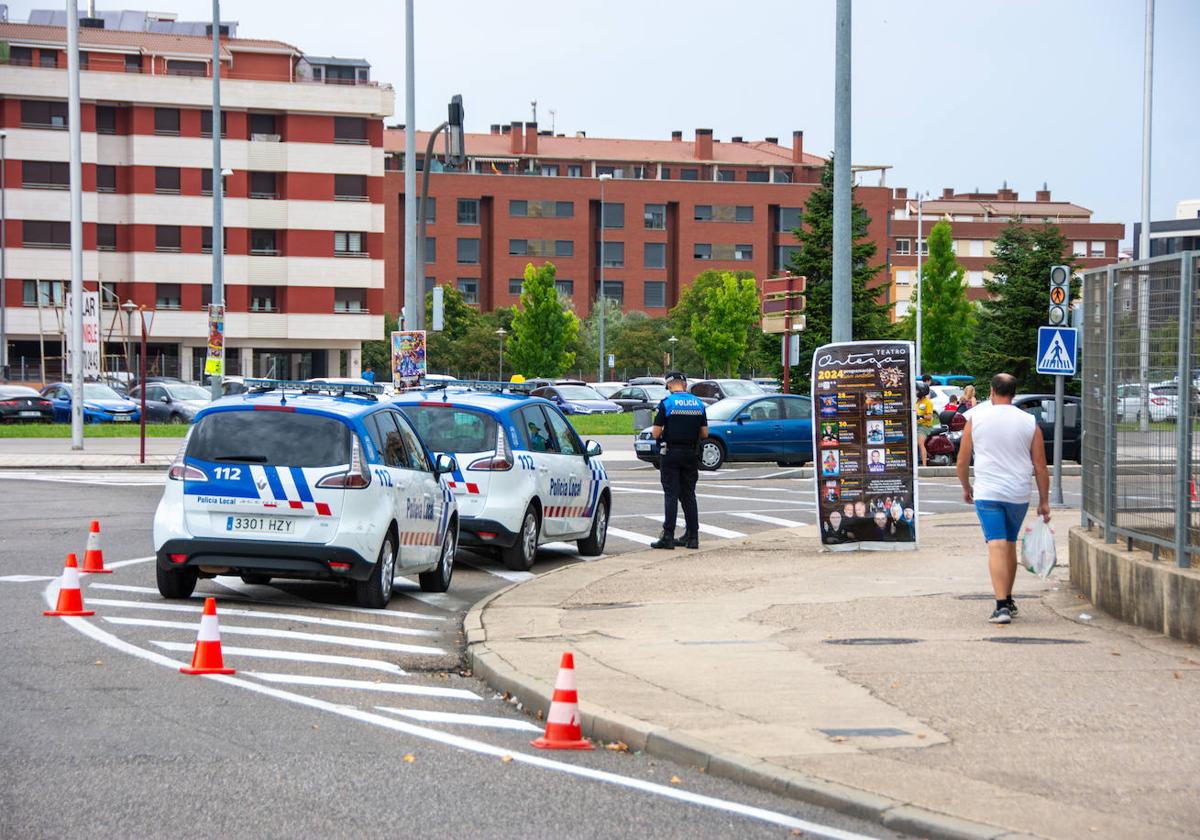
[1020,519,1057,578]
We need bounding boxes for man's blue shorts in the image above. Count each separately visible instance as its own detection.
[974,499,1028,542]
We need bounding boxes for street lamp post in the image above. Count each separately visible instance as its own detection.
[496,327,506,382]
[668,335,678,370]
[598,173,613,384]
[913,192,927,375]
[121,299,136,382]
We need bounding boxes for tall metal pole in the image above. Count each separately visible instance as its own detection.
[1137,0,1154,433]
[209,0,224,400]
[0,131,7,381]
[598,175,610,383]
[67,0,84,449]
[416,120,448,330]
[402,0,417,332]
[1051,373,1065,505]
[831,0,853,343]
[915,195,923,374]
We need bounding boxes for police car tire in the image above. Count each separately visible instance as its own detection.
[157,563,198,599]
[502,506,539,572]
[356,532,396,609]
[698,438,725,471]
[577,497,608,557]
[419,521,456,593]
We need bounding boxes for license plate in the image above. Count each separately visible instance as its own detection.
[19,411,41,417]
[635,442,654,451]
[113,414,131,422]
[226,515,296,534]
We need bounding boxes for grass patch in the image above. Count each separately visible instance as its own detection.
[569,413,635,436]
[1115,421,1199,433]
[0,423,190,438]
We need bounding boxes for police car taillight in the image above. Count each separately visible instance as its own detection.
[167,428,206,481]
[468,423,513,471]
[316,433,372,489]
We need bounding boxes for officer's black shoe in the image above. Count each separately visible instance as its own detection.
[680,533,699,550]
[650,531,675,550]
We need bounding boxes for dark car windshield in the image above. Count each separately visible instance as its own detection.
[188,409,351,467]
[399,405,498,454]
[706,397,752,421]
[554,386,606,401]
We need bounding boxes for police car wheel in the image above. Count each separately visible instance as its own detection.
[419,521,456,593]
[157,562,198,599]
[503,506,539,572]
[698,439,725,471]
[577,497,608,557]
[356,532,396,609]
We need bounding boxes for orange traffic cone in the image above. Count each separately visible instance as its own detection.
[530,652,593,750]
[180,598,236,675]
[44,553,95,617]
[80,520,111,574]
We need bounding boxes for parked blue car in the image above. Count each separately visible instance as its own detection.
[530,385,621,415]
[41,382,141,424]
[635,393,813,470]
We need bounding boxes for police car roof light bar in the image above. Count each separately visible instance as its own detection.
[242,378,384,400]
[421,379,536,395]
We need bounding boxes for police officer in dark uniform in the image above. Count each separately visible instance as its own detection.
[650,372,707,549]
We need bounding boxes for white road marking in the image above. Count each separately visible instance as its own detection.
[639,516,746,540]
[392,587,466,611]
[0,471,165,486]
[606,527,655,546]
[376,706,542,732]
[101,616,445,655]
[206,577,444,621]
[729,511,808,528]
[51,583,871,839]
[0,574,55,583]
[247,672,479,701]
[539,541,577,552]
[102,555,156,570]
[149,641,408,675]
[457,559,534,583]
[614,485,794,504]
[86,598,440,637]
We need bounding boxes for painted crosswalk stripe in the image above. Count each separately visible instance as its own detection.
[202,578,444,621]
[639,516,746,540]
[729,511,808,528]
[614,485,785,504]
[457,559,534,583]
[149,641,408,675]
[391,586,469,611]
[247,672,479,700]
[102,555,156,570]
[606,526,655,546]
[376,706,542,732]
[0,574,55,583]
[86,598,439,637]
[102,616,444,655]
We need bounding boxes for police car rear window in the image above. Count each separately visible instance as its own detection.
[400,405,498,454]
[188,410,351,467]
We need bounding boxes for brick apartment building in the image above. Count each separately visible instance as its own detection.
[0,9,392,381]
[382,124,894,318]
[887,185,1124,319]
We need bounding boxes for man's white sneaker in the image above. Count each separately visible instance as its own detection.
[989,607,1012,625]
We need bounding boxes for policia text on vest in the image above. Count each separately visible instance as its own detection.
[650,373,708,550]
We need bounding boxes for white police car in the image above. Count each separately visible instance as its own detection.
[153,379,459,608]
[392,384,610,571]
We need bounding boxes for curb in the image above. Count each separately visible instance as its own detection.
[0,462,169,471]
[463,567,1035,840]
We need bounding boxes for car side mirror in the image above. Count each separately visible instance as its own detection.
[435,453,457,477]
[585,439,602,459]
[736,412,750,424]
[161,396,171,403]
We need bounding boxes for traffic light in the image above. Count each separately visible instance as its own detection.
[446,94,466,168]
[1048,265,1070,326]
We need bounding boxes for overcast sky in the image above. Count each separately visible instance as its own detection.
[14,0,1198,239]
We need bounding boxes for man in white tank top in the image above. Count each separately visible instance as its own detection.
[956,373,1051,624]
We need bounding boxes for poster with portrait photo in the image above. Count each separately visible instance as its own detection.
[865,420,885,445]
[819,421,840,447]
[866,448,886,473]
[820,449,841,477]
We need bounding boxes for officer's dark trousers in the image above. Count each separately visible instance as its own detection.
[660,447,699,537]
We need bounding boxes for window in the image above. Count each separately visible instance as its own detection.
[734,244,753,261]
[660,168,671,180]
[96,224,116,251]
[334,231,366,256]
[778,207,802,232]
[601,202,624,229]
[423,236,436,263]
[600,281,624,305]
[201,169,214,196]
[519,406,557,453]
[250,230,279,256]
[248,113,277,137]
[249,171,278,199]
[596,165,616,177]
[96,165,116,193]
[968,239,985,258]
[95,105,116,134]
[154,167,181,194]
[597,241,624,268]
[38,50,58,68]
[775,245,801,269]
[334,174,367,200]
[415,196,435,223]
[9,46,33,65]
[694,243,712,261]
[99,281,118,308]
[555,280,574,297]
[567,165,583,178]
[918,240,929,256]
[201,227,228,254]
[509,200,527,217]
[155,226,181,251]
[644,204,666,230]
[508,278,524,295]
[21,161,69,189]
[154,108,180,135]
[1090,241,1106,258]
[717,169,736,182]
[457,238,480,264]
[644,242,666,269]
[334,288,367,312]
[457,198,479,225]
[773,170,793,184]
[456,279,479,305]
[735,206,754,222]
[540,164,560,177]
[694,205,712,221]
[895,270,913,285]
[555,240,574,257]
[509,239,528,256]
[23,279,65,307]
[894,238,911,255]
[510,199,573,218]
[644,281,666,308]
[746,170,769,183]
[21,100,68,129]
[424,276,436,296]
[680,168,699,181]
[334,117,367,143]
[124,54,142,73]
[250,287,279,312]
[543,408,584,456]
[24,221,70,248]
[156,283,182,309]
[200,110,227,138]
[166,60,205,77]
[367,412,407,468]
[967,271,986,288]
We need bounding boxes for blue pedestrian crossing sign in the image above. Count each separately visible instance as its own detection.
[1036,326,1078,376]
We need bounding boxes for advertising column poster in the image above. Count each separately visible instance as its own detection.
[204,304,225,377]
[812,340,918,551]
[391,330,427,388]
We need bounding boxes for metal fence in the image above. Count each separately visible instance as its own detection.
[1080,251,1198,567]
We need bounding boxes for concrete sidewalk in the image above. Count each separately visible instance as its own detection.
[468,512,1200,840]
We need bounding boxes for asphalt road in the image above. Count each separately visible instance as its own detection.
[0,466,924,840]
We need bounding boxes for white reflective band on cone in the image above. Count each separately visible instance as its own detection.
[546,701,577,725]
[62,564,80,589]
[554,668,577,692]
[197,614,221,642]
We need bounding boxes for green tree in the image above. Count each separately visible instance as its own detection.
[612,313,671,377]
[901,219,973,372]
[576,298,631,378]
[361,311,398,380]
[424,286,480,374]
[785,157,892,392]
[691,273,760,376]
[669,269,755,375]
[506,262,579,377]
[969,222,1078,392]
